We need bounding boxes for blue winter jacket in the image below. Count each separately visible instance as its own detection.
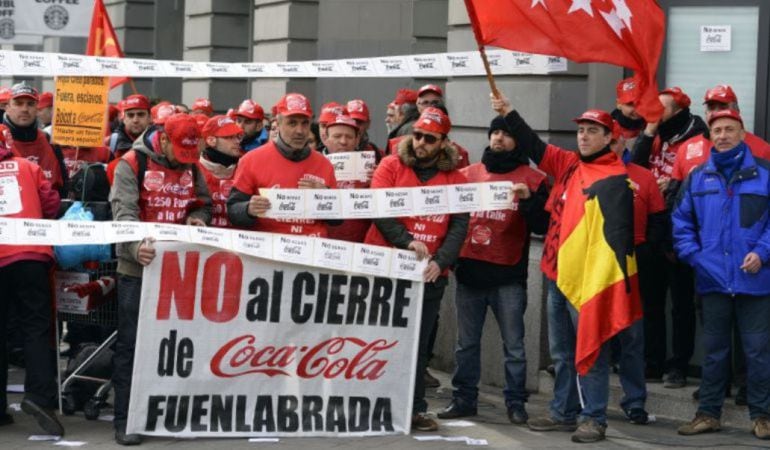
[673,143,770,296]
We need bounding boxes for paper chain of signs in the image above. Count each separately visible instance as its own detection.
[0,49,567,78]
[1,182,515,281]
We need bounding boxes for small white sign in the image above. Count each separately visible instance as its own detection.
[700,25,731,52]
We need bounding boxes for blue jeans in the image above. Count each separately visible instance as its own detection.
[546,280,580,423]
[617,319,647,413]
[451,281,528,410]
[698,293,770,420]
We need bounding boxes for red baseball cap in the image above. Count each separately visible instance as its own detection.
[152,104,177,126]
[414,106,451,135]
[346,99,369,122]
[236,99,264,121]
[120,94,150,112]
[707,109,743,127]
[108,104,119,122]
[0,87,11,103]
[163,114,202,164]
[191,98,213,115]
[393,88,418,106]
[37,92,53,109]
[191,113,209,131]
[318,102,347,124]
[10,83,39,102]
[275,93,312,118]
[326,114,359,133]
[616,77,639,104]
[418,84,443,98]
[573,109,614,130]
[660,87,691,109]
[202,114,243,138]
[703,84,737,105]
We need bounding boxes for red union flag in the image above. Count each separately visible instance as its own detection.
[464,0,665,121]
[86,0,129,89]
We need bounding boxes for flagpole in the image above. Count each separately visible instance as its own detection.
[128,79,139,95]
[463,0,500,99]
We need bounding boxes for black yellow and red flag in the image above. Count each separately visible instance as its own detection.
[556,159,643,375]
[86,0,129,90]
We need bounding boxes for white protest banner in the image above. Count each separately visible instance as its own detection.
[326,151,375,183]
[127,242,423,437]
[6,0,94,37]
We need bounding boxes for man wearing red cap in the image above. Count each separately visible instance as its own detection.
[437,114,549,426]
[365,106,469,432]
[632,86,707,389]
[492,93,640,443]
[191,98,214,117]
[228,93,337,237]
[347,99,382,156]
[4,83,65,194]
[316,101,348,154]
[673,109,770,439]
[36,92,54,132]
[0,125,64,437]
[235,99,267,152]
[323,114,371,243]
[199,115,244,228]
[107,94,152,158]
[388,88,420,140]
[417,84,443,114]
[611,78,646,144]
[109,113,211,445]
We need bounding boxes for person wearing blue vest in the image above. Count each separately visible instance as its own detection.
[673,109,770,440]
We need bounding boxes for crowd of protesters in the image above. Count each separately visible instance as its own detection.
[0,76,768,446]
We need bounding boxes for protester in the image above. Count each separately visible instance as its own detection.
[235,99,267,151]
[611,78,645,146]
[37,92,54,132]
[417,84,443,113]
[199,115,244,228]
[0,126,63,437]
[385,101,398,134]
[347,99,382,157]
[109,113,211,445]
[191,98,214,117]
[388,88,419,139]
[107,94,152,158]
[227,93,337,237]
[324,114,372,243]
[438,115,548,425]
[632,86,707,388]
[492,94,640,443]
[365,106,469,432]
[316,101,348,154]
[4,83,66,194]
[673,109,770,439]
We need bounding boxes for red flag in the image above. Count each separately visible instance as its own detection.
[86,0,129,90]
[464,0,665,121]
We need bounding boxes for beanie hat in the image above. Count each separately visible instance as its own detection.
[487,116,510,138]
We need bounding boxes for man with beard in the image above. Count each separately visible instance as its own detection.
[107,94,152,158]
[365,107,469,432]
[199,115,244,228]
[438,115,548,425]
[235,99,267,152]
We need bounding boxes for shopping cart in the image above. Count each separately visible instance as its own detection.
[55,259,118,420]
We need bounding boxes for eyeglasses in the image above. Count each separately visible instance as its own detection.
[412,131,439,144]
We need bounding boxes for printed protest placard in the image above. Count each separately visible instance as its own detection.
[128,243,423,437]
[51,76,109,148]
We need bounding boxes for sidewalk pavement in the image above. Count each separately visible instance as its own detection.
[2,365,766,449]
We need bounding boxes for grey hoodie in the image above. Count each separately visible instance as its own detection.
[109,128,212,277]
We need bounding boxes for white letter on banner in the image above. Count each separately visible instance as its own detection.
[375,188,413,218]
[231,230,273,259]
[273,234,314,265]
[352,244,391,277]
[312,238,353,272]
[305,189,342,220]
[412,186,449,215]
[482,181,515,210]
[104,222,148,243]
[389,249,427,282]
[448,183,482,213]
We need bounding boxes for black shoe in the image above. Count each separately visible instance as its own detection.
[736,386,747,406]
[507,404,529,425]
[626,408,650,425]
[115,424,143,446]
[0,413,14,426]
[21,399,64,437]
[424,369,440,389]
[437,401,476,419]
[663,369,686,388]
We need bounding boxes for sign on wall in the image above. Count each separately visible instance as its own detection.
[700,25,731,52]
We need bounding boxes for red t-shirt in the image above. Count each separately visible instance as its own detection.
[626,163,664,245]
[232,141,337,237]
[672,132,770,181]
